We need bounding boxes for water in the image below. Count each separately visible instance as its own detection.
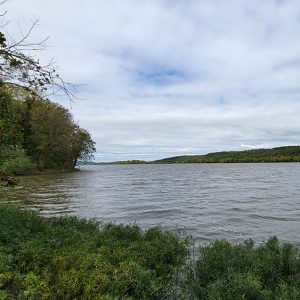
[1,163,300,246]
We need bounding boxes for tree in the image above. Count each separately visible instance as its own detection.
[0,86,37,175]
[23,96,95,169]
[0,2,96,173]
[70,127,96,168]
[0,85,23,147]
[1,88,96,171]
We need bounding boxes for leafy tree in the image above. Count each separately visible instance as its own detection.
[0,85,23,147]
[28,97,95,169]
[0,2,95,174]
[1,88,96,172]
[0,85,37,175]
[69,126,96,168]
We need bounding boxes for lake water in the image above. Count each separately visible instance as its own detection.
[1,163,300,246]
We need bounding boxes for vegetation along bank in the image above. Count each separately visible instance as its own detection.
[0,85,95,176]
[0,203,299,299]
[0,6,95,177]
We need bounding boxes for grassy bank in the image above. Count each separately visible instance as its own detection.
[0,204,299,299]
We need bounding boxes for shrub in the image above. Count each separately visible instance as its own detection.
[193,238,300,299]
[0,147,36,175]
[1,203,300,299]
[0,204,187,299]
[1,156,36,175]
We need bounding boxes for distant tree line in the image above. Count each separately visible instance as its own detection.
[155,146,300,164]
[111,160,148,165]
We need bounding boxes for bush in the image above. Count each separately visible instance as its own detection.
[0,203,187,299]
[1,156,36,175]
[0,146,36,175]
[1,203,300,299]
[193,238,300,299]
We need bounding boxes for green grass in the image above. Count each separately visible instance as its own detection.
[0,203,300,299]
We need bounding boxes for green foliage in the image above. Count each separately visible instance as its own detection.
[1,4,94,173]
[156,146,300,164]
[0,203,187,299]
[0,146,36,175]
[28,98,95,169]
[0,86,24,147]
[193,238,300,299]
[1,155,36,176]
[1,204,299,299]
[0,85,95,173]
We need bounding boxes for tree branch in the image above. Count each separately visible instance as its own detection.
[0,1,77,101]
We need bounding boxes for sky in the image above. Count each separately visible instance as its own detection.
[3,0,300,161]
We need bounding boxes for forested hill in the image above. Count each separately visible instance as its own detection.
[154,146,300,164]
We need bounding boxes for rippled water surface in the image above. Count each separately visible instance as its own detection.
[1,163,300,245]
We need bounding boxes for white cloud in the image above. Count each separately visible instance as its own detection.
[241,144,263,149]
[4,0,300,161]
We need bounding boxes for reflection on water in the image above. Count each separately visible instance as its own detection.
[1,163,300,245]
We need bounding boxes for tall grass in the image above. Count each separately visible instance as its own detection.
[0,203,300,299]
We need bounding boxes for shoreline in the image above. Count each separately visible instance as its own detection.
[1,203,299,299]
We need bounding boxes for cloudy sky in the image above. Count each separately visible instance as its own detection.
[4,0,300,161]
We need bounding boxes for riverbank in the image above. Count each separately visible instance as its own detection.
[24,167,81,175]
[0,203,299,299]
[0,168,80,187]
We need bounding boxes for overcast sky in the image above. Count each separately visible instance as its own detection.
[4,0,300,161]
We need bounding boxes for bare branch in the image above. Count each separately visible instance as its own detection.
[9,18,40,49]
[0,2,77,102]
[0,0,8,16]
